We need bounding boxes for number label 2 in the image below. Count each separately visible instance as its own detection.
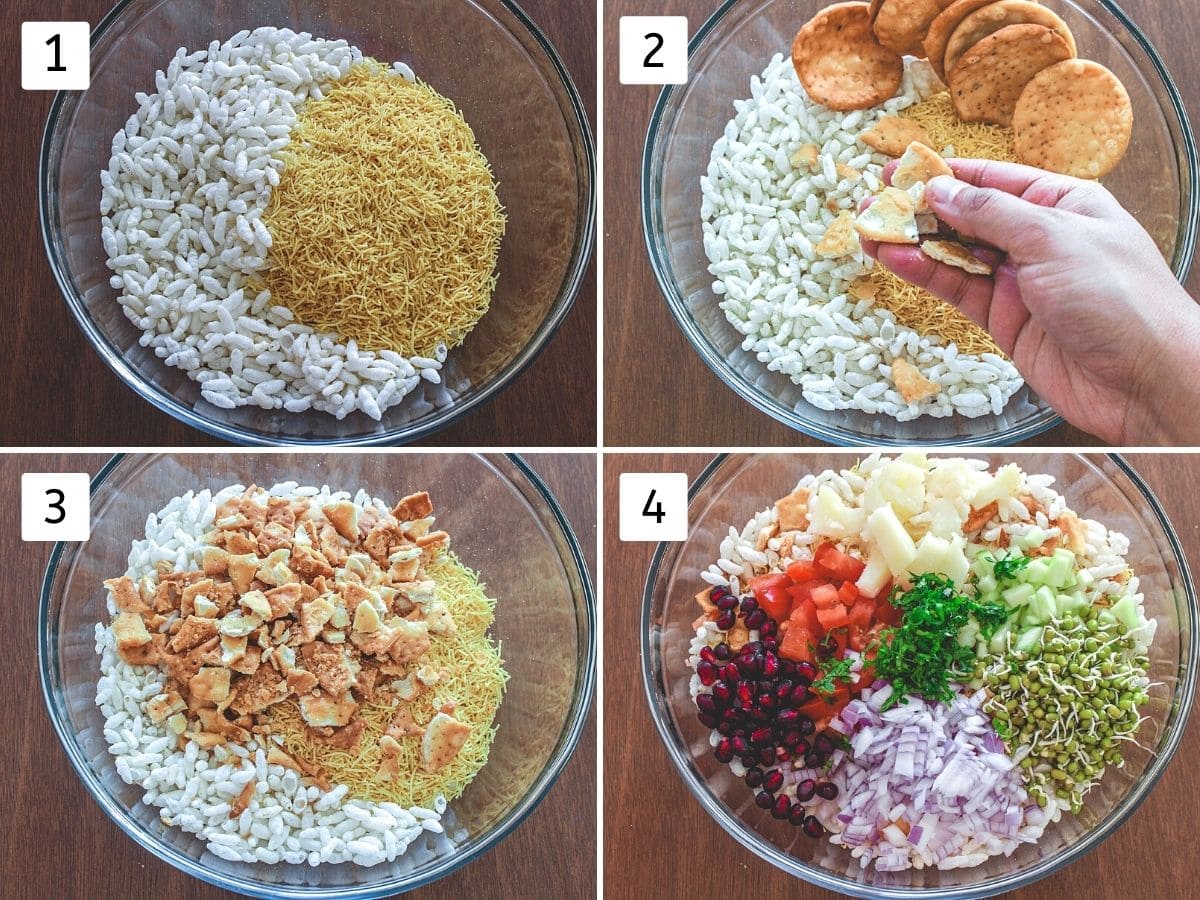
[619,16,688,85]
[643,33,665,68]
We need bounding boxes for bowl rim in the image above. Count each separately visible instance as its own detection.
[38,0,597,447]
[38,452,597,898]
[640,452,1198,898]
[640,0,1199,447]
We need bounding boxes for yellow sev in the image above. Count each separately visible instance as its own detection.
[867,92,1019,357]
[259,62,506,358]
[262,553,508,808]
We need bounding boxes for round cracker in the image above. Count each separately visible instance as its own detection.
[1013,59,1133,178]
[948,24,1073,126]
[924,0,998,83]
[869,0,885,22]
[944,0,1076,77]
[872,0,951,57]
[792,2,904,111]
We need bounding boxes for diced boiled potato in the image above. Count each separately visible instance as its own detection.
[971,463,1022,507]
[863,460,927,520]
[897,451,931,470]
[927,458,989,504]
[856,551,892,598]
[926,497,966,540]
[907,532,969,585]
[808,485,866,539]
[866,505,917,576]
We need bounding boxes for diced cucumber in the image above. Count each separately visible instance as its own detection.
[988,622,1011,655]
[1110,594,1141,632]
[1056,591,1088,615]
[1016,625,1045,653]
[1024,558,1052,587]
[957,620,980,648]
[1002,582,1035,608]
[1020,526,1046,550]
[1046,549,1077,589]
[976,574,998,597]
[1030,585,1058,621]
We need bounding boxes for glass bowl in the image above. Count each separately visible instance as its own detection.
[642,0,1198,445]
[643,453,1196,897]
[40,453,595,897]
[40,0,595,446]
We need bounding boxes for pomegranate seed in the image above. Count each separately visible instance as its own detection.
[796,779,817,802]
[778,659,797,676]
[714,642,732,660]
[763,770,784,793]
[814,734,835,754]
[697,661,718,686]
[775,679,795,700]
[741,754,758,767]
[789,806,808,826]
[782,729,802,748]
[722,661,740,681]
[804,752,822,769]
[720,708,739,724]
[817,782,838,800]
[775,748,791,762]
[761,637,779,651]
[776,708,800,727]
[747,640,765,654]
[737,682,755,705]
[802,815,824,838]
[750,727,773,745]
[755,791,773,810]
[745,609,767,629]
[757,693,777,711]
[789,685,811,706]
[715,739,733,764]
[795,661,818,681]
[798,717,816,736]
[730,736,749,756]
[757,747,776,765]
[760,619,779,639]
[716,610,736,631]
[739,597,758,615]
[699,646,717,664]
[744,767,764,788]
[698,712,719,728]
[792,738,811,756]
[696,693,717,713]
[717,721,735,736]
[740,653,762,675]
[762,652,780,677]
[715,593,738,611]
[771,795,792,820]
[712,682,733,704]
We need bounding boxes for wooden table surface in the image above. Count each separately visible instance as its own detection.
[2,452,596,900]
[602,0,1199,448]
[603,453,1200,900]
[3,0,595,447]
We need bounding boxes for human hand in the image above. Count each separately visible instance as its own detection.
[859,158,1200,445]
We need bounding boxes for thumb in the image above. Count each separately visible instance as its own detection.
[925,176,1054,254]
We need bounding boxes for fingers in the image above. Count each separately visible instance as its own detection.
[870,243,997,330]
[924,176,1063,257]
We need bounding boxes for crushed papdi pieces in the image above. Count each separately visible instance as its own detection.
[891,358,941,404]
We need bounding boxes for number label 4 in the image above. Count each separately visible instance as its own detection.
[620,473,688,542]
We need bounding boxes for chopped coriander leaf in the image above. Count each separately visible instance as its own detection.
[811,656,855,695]
[873,573,1012,710]
[993,553,1031,582]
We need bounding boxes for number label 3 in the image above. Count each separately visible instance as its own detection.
[619,16,688,86]
[620,473,688,542]
[21,473,91,541]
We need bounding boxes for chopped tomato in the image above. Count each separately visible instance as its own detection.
[848,599,875,630]
[750,573,793,623]
[874,591,904,626]
[837,580,859,606]
[786,579,823,605]
[814,544,866,582]
[798,682,851,730]
[779,625,815,663]
[788,598,822,637]
[785,559,819,583]
[815,603,850,631]
[810,583,841,610]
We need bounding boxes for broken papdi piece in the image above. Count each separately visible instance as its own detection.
[816,210,860,258]
[891,357,942,404]
[872,0,950,58]
[792,2,904,112]
[859,116,933,158]
[922,239,994,275]
[854,186,920,244]
[1013,59,1132,179]
[892,141,954,192]
[849,275,879,301]
[97,480,508,836]
[948,24,1074,127]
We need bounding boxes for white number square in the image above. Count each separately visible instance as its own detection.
[21,473,91,542]
[22,21,91,91]
[619,472,688,542]
[619,16,688,85]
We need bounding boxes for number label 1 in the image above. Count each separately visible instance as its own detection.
[620,473,688,542]
[21,473,91,542]
[22,21,91,90]
[619,16,688,85]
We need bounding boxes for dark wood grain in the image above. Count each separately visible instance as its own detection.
[2,0,595,447]
[602,0,1200,448]
[603,453,1200,899]
[1,452,595,900]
